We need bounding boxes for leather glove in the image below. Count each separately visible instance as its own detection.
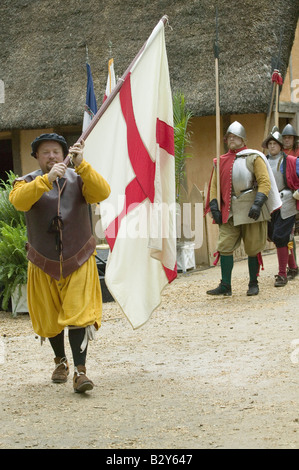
[209,198,222,225]
[248,192,268,220]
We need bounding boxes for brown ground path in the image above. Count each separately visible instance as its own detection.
[0,251,298,449]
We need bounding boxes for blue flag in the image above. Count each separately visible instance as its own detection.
[83,62,97,131]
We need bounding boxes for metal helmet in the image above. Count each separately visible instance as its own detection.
[281,124,298,137]
[31,133,69,158]
[262,126,283,149]
[224,121,247,142]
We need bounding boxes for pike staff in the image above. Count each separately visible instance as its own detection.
[214,6,221,209]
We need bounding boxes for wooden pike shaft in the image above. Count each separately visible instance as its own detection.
[275,83,279,128]
[215,56,221,208]
[263,82,277,140]
[263,26,284,141]
[214,6,221,208]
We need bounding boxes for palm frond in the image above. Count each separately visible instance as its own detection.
[173,92,193,201]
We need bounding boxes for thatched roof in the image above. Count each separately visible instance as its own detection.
[0,0,298,130]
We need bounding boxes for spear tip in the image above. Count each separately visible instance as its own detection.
[85,44,89,64]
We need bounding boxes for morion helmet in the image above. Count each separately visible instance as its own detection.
[224,121,247,142]
[262,126,283,148]
[281,124,298,137]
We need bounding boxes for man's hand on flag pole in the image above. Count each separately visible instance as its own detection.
[69,140,85,167]
[47,162,67,183]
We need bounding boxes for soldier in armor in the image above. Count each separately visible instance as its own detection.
[262,127,299,286]
[205,121,281,296]
[281,123,299,157]
[9,133,111,393]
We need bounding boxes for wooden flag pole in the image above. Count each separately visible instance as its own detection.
[214,7,221,209]
[64,15,169,166]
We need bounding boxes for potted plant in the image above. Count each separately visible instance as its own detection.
[0,172,28,315]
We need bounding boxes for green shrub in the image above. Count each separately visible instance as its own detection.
[0,222,28,313]
[0,172,28,314]
[0,171,25,227]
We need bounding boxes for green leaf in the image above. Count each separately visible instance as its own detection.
[0,172,28,313]
[173,92,193,202]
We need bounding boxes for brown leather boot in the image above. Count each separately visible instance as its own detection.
[287,267,298,280]
[73,365,94,393]
[206,281,232,296]
[51,357,69,383]
[274,275,288,287]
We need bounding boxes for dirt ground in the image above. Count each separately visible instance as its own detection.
[0,250,298,450]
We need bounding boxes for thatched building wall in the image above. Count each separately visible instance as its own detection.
[0,0,298,130]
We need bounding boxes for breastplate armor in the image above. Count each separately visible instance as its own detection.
[232,156,255,196]
[268,155,285,192]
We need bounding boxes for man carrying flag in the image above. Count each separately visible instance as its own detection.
[8,16,175,395]
[9,135,110,393]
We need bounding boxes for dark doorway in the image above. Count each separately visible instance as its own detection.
[0,140,13,182]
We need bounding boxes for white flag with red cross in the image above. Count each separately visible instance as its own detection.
[83,17,177,329]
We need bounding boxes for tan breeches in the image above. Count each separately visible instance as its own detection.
[217,217,267,256]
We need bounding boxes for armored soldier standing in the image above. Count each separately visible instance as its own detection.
[263,127,299,286]
[205,121,281,296]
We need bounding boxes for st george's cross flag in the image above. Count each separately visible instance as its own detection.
[103,58,116,102]
[82,17,177,329]
[82,62,98,132]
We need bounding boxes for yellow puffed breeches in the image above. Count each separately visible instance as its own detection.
[27,254,102,338]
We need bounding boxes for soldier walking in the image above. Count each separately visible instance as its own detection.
[263,127,299,286]
[205,121,281,296]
